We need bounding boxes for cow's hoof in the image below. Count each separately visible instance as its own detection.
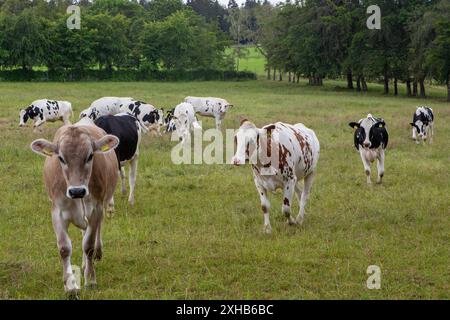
[85,283,98,291]
[287,218,298,226]
[93,248,103,261]
[121,189,127,195]
[263,225,272,234]
[66,289,81,300]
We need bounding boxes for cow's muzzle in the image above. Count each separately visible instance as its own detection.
[363,142,371,148]
[67,186,88,199]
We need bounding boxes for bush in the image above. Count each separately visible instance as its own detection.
[0,69,257,82]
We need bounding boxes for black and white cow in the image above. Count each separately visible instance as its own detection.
[231,119,320,234]
[184,96,234,130]
[120,100,164,135]
[349,114,388,184]
[410,106,434,144]
[94,113,142,207]
[19,99,73,129]
[79,97,134,120]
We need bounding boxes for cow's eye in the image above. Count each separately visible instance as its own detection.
[87,153,94,163]
[58,156,66,165]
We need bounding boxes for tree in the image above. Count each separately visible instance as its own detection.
[0,8,49,70]
[426,0,450,101]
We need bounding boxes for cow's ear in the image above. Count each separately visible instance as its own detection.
[31,139,58,157]
[94,135,119,154]
[409,122,415,127]
[349,122,360,129]
[376,121,386,128]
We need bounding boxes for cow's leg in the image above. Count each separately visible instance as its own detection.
[294,183,303,224]
[376,149,385,184]
[296,173,315,225]
[214,116,221,130]
[107,197,114,216]
[255,183,271,234]
[128,156,138,206]
[52,206,79,297]
[94,206,104,261]
[412,126,417,141]
[62,113,71,125]
[33,119,45,133]
[82,205,103,288]
[120,167,126,195]
[359,149,372,184]
[282,179,297,225]
[429,123,433,144]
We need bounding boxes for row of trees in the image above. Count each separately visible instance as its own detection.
[0,0,230,72]
[231,0,449,100]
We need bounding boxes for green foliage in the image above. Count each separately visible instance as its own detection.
[0,0,231,75]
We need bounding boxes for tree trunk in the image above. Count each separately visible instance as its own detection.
[394,78,398,96]
[419,78,426,98]
[296,73,300,83]
[347,70,354,89]
[356,75,361,92]
[406,79,412,96]
[384,68,389,95]
[273,67,276,81]
[279,69,282,81]
[288,72,291,82]
[362,76,368,92]
[413,79,418,96]
[267,67,271,80]
[447,73,450,102]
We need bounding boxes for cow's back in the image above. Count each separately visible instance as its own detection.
[95,115,139,164]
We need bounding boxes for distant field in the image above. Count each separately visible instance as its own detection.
[227,46,266,77]
[0,80,449,299]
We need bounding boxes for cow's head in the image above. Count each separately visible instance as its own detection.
[79,108,89,119]
[173,113,190,143]
[19,109,28,126]
[231,119,259,166]
[349,114,386,149]
[30,128,119,199]
[157,108,164,126]
[410,118,428,140]
[218,99,234,113]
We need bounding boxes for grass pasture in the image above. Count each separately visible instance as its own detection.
[0,80,449,299]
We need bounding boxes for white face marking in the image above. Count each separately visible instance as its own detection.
[359,117,376,148]
[232,127,258,165]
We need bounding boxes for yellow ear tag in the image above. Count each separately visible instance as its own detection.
[43,148,53,156]
[101,145,110,152]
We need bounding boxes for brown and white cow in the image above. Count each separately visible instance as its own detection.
[30,117,119,297]
[231,120,320,234]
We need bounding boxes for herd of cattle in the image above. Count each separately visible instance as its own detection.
[18,96,435,296]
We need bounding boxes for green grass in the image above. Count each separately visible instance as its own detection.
[226,46,267,77]
[0,80,449,299]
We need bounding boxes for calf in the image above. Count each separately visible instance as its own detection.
[184,96,233,129]
[173,102,202,144]
[19,99,73,129]
[349,114,388,184]
[120,100,164,135]
[410,106,434,144]
[79,97,134,121]
[30,119,119,297]
[95,113,142,207]
[231,120,320,234]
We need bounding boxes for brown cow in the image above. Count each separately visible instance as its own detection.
[30,118,119,297]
